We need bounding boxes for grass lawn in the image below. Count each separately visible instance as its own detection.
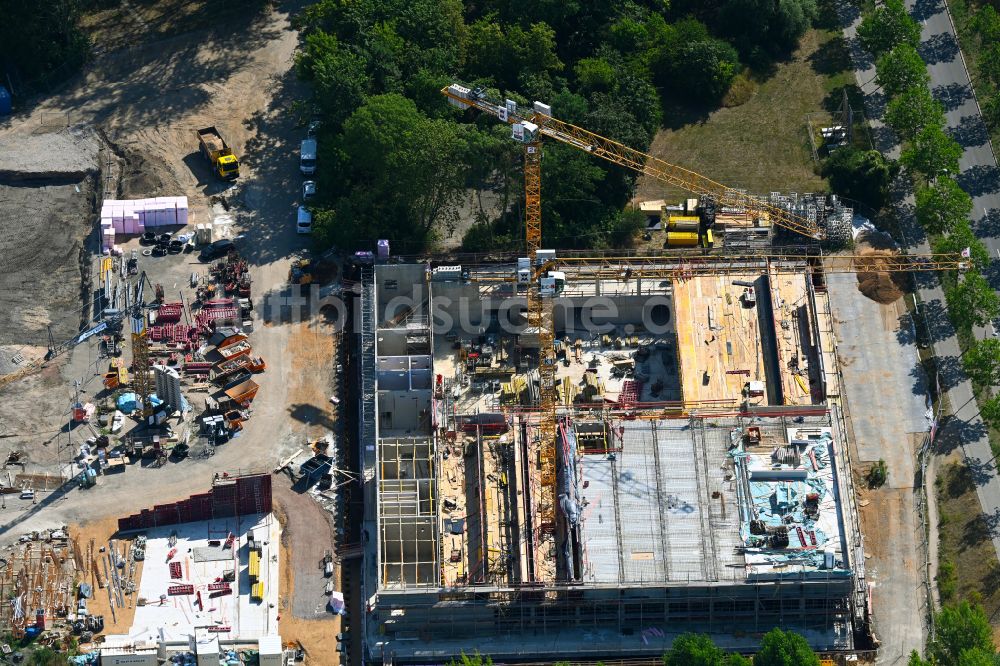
[635,28,860,204]
[936,458,1000,631]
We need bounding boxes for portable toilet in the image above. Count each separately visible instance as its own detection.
[0,86,11,116]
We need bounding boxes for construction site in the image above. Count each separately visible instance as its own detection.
[357,254,869,663]
[347,85,970,664]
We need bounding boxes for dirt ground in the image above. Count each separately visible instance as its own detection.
[70,513,143,637]
[0,0,343,655]
[0,131,101,353]
[273,482,342,662]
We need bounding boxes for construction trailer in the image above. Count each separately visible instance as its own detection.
[354,262,869,664]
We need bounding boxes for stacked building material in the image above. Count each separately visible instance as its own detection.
[155,303,183,323]
[100,196,190,236]
[149,323,190,343]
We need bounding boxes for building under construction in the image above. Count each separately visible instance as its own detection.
[356,255,869,663]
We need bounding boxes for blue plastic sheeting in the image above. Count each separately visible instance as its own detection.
[117,392,138,412]
[734,435,836,560]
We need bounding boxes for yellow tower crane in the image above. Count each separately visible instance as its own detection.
[441,83,971,571]
[443,84,823,239]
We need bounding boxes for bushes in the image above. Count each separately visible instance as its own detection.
[822,146,897,208]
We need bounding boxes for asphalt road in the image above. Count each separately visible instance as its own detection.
[843,0,1000,660]
[912,1,1000,254]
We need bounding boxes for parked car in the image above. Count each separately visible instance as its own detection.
[198,238,236,262]
[302,180,316,200]
[300,138,317,175]
[296,206,313,234]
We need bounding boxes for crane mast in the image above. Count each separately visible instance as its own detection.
[523,140,558,532]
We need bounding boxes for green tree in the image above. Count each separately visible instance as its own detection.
[753,628,821,666]
[857,0,922,56]
[901,125,963,180]
[465,18,562,91]
[973,5,1000,43]
[296,30,371,128]
[718,0,817,64]
[962,338,1000,388]
[449,654,492,666]
[984,91,1000,129]
[929,602,996,665]
[664,633,751,666]
[822,147,898,209]
[876,44,930,99]
[885,85,945,141]
[673,38,740,103]
[980,43,1000,88]
[0,0,90,90]
[324,94,471,250]
[946,271,1000,330]
[608,209,648,248]
[575,57,616,94]
[981,395,1000,429]
[914,177,973,235]
[932,219,991,271]
[908,650,930,666]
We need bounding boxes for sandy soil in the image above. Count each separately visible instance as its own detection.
[274,482,342,662]
[71,514,142,637]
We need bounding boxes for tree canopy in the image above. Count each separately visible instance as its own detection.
[933,219,991,271]
[716,0,817,65]
[294,0,828,252]
[928,602,997,666]
[946,271,1000,330]
[0,0,90,91]
[753,628,822,666]
[857,0,922,57]
[663,633,750,666]
[962,338,1000,388]
[901,124,964,180]
[914,177,973,235]
[885,85,945,142]
[822,147,898,209]
[876,44,931,99]
[315,94,472,251]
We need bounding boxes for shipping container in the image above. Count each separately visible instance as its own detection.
[666,231,699,247]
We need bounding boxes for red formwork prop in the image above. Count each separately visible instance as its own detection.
[117,473,273,532]
[168,584,194,595]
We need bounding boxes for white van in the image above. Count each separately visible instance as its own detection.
[300,139,317,175]
[296,206,313,234]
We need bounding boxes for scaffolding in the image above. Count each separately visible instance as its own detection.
[0,539,78,638]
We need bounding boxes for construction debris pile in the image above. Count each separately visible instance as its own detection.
[854,247,907,304]
[733,426,850,578]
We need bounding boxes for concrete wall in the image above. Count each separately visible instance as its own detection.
[430,289,677,335]
[376,391,431,432]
